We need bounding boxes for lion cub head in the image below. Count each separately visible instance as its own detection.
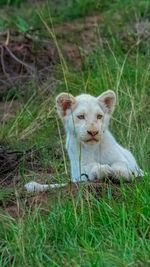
[56,90,116,145]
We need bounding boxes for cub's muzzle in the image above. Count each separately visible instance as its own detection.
[87,130,99,137]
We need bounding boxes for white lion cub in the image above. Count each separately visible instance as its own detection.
[56,90,143,182]
[25,90,143,192]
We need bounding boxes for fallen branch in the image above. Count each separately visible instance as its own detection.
[4,45,35,75]
[0,45,13,85]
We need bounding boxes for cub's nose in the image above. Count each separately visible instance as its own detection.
[87,130,99,137]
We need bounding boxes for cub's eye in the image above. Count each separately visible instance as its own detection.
[77,114,85,119]
[97,114,103,119]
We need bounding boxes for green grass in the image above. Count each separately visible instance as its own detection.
[0,0,150,266]
[1,0,150,34]
[1,177,150,266]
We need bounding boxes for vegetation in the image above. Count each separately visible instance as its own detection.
[0,0,150,266]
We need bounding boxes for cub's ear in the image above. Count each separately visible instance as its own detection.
[97,90,116,114]
[56,93,76,117]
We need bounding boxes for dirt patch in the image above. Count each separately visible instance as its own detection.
[0,31,59,99]
[5,203,23,218]
[0,14,103,99]
[0,146,22,187]
[55,14,103,68]
[4,191,51,217]
[0,145,54,188]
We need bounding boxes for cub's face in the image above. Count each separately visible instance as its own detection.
[70,96,104,144]
[56,90,116,145]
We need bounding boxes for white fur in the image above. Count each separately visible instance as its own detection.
[25,181,67,192]
[58,90,143,182]
[25,90,143,192]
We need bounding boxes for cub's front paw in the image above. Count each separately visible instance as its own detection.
[90,164,113,180]
[100,164,113,177]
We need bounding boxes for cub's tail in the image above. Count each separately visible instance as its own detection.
[25,181,67,192]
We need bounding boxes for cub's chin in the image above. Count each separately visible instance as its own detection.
[81,138,100,145]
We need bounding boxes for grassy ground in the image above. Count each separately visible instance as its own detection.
[0,0,150,266]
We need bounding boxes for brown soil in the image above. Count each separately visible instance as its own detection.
[0,14,103,98]
[55,14,103,68]
[0,146,22,187]
[0,145,54,188]
[0,31,59,99]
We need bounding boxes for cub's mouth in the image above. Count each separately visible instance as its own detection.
[84,138,99,143]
